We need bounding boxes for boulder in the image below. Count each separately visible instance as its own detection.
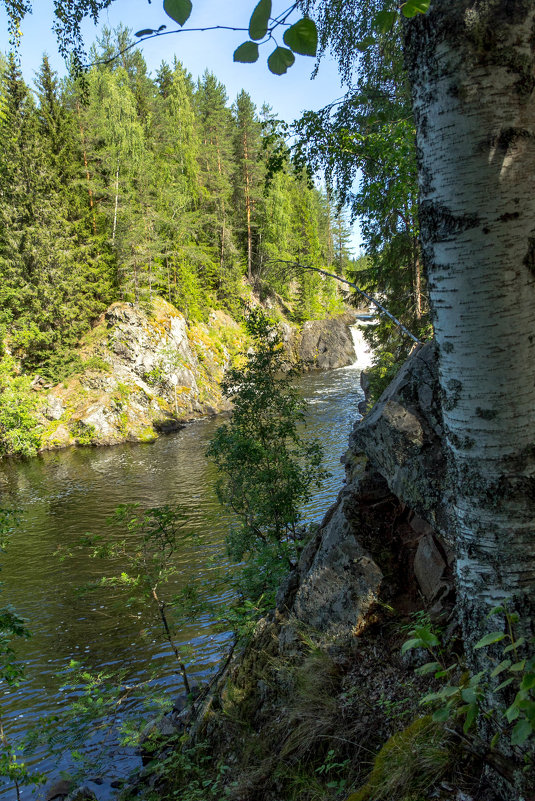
[44,395,65,421]
[139,713,182,749]
[350,341,454,546]
[281,486,382,645]
[77,404,114,437]
[413,533,450,602]
[357,370,371,416]
[298,315,356,370]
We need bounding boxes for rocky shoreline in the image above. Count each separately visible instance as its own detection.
[58,340,473,801]
[33,298,358,454]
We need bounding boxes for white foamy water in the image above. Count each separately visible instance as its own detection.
[349,316,374,369]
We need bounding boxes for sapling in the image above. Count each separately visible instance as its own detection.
[208,308,328,607]
[81,504,208,695]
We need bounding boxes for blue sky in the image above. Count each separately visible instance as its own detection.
[0,0,362,249]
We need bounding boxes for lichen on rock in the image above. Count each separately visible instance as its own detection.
[38,298,242,451]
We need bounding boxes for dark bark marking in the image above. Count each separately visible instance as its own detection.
[443,378,462,412]
[442,341,454,354]
[489,127,534,152]
[448,432,476,450]
[498,211,520,223]
[523,237,535,275]
[504,442,535,473]
[476,407,498,420]
[493,49,535,97]
[419,200,480,245]
[455,457,535,511]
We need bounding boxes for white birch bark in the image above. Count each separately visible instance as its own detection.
[404,2,535,646]
[112,161,119,244]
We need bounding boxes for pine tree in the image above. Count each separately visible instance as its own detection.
[232,90,264,283]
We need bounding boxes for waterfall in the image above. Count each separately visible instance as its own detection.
[349,317,374,369]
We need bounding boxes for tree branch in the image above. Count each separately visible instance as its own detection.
[267,258,422,344]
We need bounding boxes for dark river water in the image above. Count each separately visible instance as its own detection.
[0,339,371,798]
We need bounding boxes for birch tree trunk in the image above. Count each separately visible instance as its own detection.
[404,3,535,651]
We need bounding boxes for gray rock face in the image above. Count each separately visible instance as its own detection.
[289,489,382,641]
[106,302,194,389]
[298,314,356,370]
[414,531,452,607]
[139,713,182,745]
[276,340,454,645]
[39,298,235,450]
[44,395,65,421]
[351,341,454,545]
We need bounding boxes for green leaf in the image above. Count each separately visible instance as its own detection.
[461,688,478,704]
[435,665,455,678]
[421,686,458,705]
[432,707,450,722]
[463,702,478,733]
[520,673,535,691]
[490,732,500,749]
[504,637,525,653]
[491,659,512,678]
[469,671,486,686]
[420,691,441,705]
[283,18,317,57]
[135,29,155,37]
[233,41,259,63]
[415,661,442,676]
[267,47,295,76]
[249,0,271,40]
[401,0,431,18]
[510,660,526,672]
[496,677,515,692]
[515,697,534,711]
[413,626,440,648]
[356,35,376,52]
[511,718,532,746]
[474,631,506,649]
[440,685,461,698]
[373,10,396,33]
[401,637,424,654]
[163,0,192,26]
[505,704,520,723]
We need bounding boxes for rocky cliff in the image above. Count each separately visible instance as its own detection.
[37,300,358,452]
[295,312,358,370]
[38,298,244,450]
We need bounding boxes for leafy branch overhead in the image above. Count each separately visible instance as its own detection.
[233,0,318,75]
[130,0,319,76]
[159,0,429,73]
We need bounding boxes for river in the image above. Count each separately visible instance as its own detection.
[0,326,372,798]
